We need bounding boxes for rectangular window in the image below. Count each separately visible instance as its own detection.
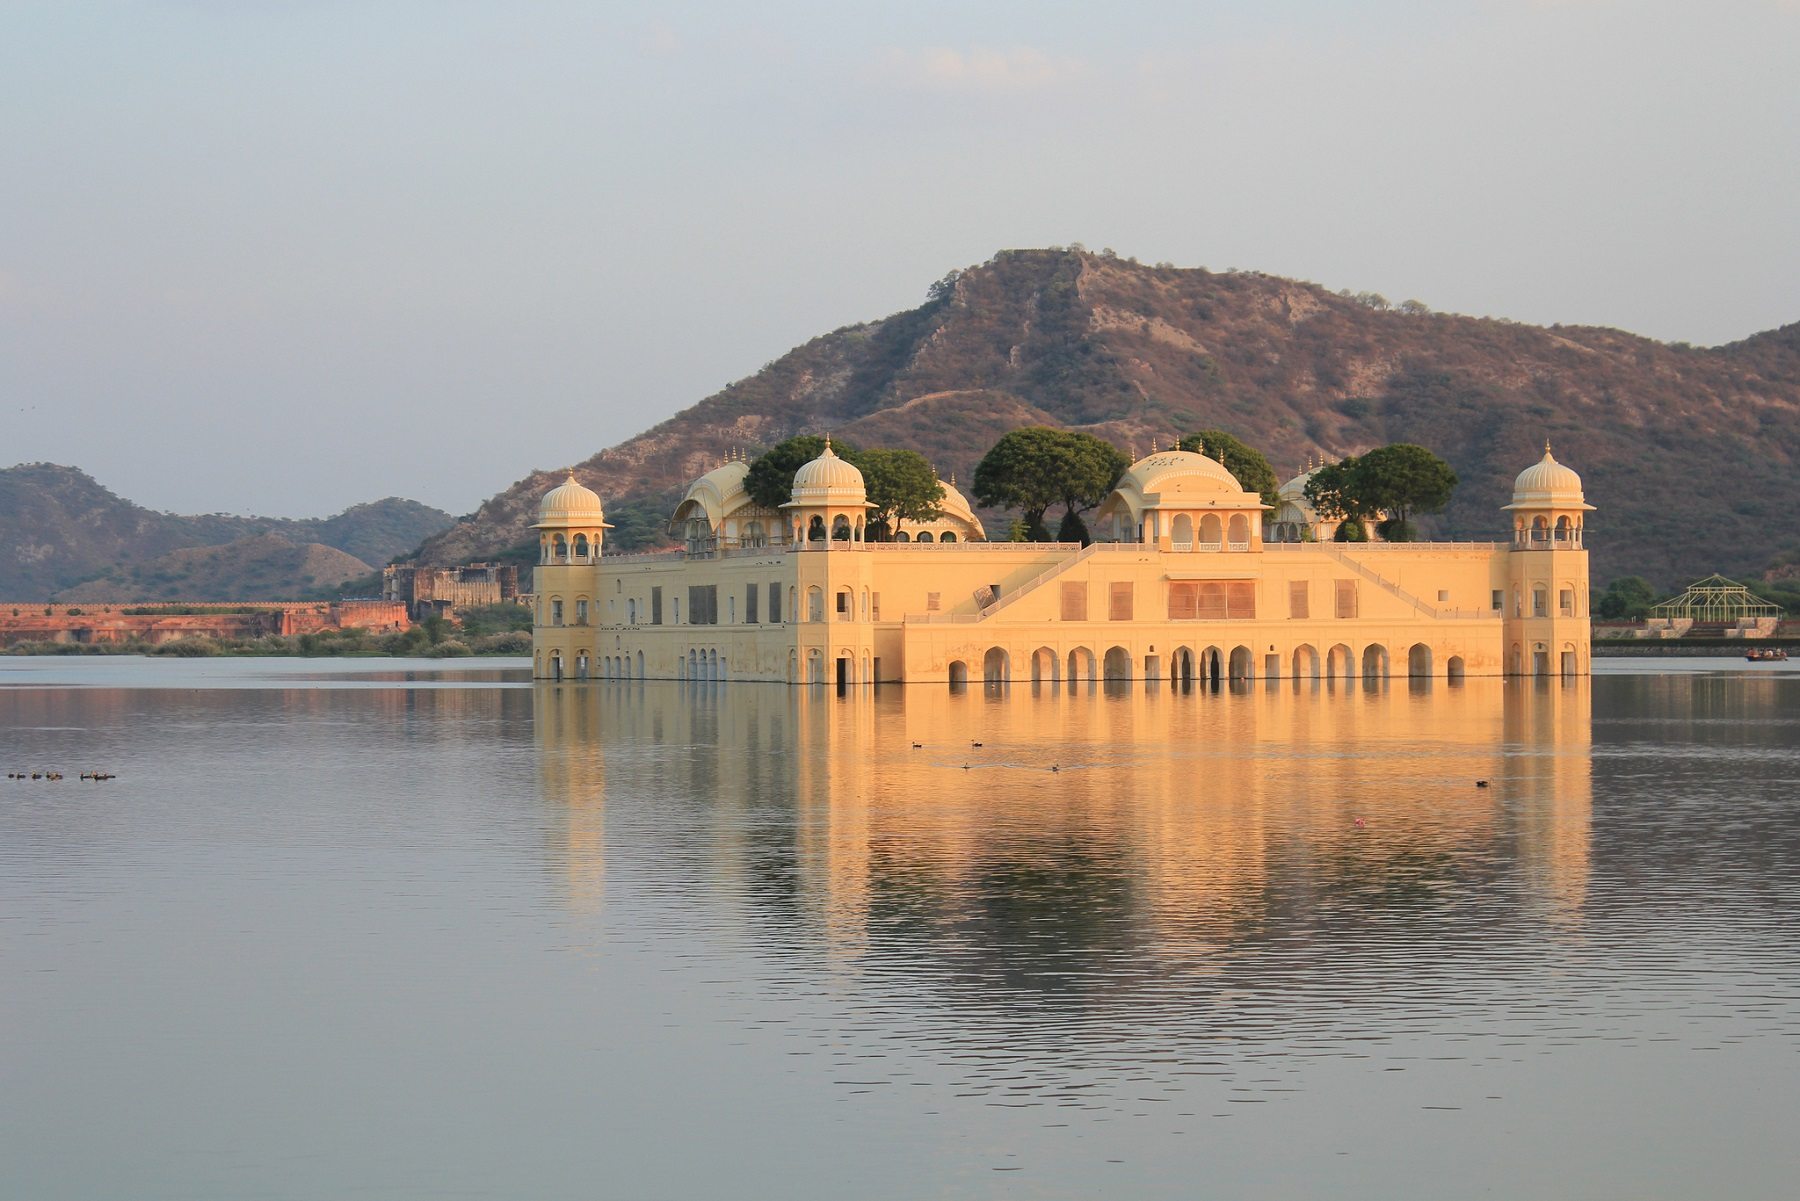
[575,599,588,625]
[1168,582,1197,620]
[1492,589,1505,611]
[550,599,563,626]
[1061,582,1088,621]
[768,582,782,624]
[836,591,850,614]
[1533,587,1548,617]
[871,593,881,621]
[1227,582,1256,620]
[927,592,941,612]
[745,585,759,624]
[1559,588,1575,617]
[1110,582,1134,621]
[1437,590,1450,603]
[650,587,663,625]
[1334,580,1358,619]
[687,585,718,625]
[1289,581,1309,619]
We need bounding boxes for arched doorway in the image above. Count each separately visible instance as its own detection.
[983,647,1010,685]
[1293,644,1320,680]
[1407,643,1432,677]
[948,660,969,688]
[1327,643,1354,680]
[1030,646,1058,685]
[1067,647,1096,685]
[1202,646,1223,685]
[1228,645,1253,682]
[1362,644,1389,679]
[1103,646,1131,681]
[1447,655,1466,681]
[1174,647,1195,687]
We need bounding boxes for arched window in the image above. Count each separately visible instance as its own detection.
[1172,514,1194,547]
[743,521,764,548]
[917,531,934,544]
[575,598,588,625]
[939,531,956,543]
[1200,514,1222,547]
[573,534,589,558]
[807,586,824,623]
[1227,514,1250,547]
[1532,585,1548,617]
[895,531,911,542]
[832,515,852,541]
[550,597,564,627]
[1554,516,1572,543]
[808,515,826,541]
[552,534,568,561]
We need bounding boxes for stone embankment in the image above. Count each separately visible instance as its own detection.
[0,601,410,649]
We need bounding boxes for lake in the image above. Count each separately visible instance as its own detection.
[3,656,1798,1199]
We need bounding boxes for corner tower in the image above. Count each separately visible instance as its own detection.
[1503,444,1593,675]
[532,473,609,680]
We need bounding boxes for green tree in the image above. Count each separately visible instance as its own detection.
[1351,444,1457,541]
[1304,445,1457,542]
[1596,576,1659,620]
[744,435,866,512]
[860,448,945,540]
[973,427,1127,543]
[1178,429,1281,506]
[1302,457,1375,541]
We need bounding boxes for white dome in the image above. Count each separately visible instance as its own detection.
[1507,445,1590,510]
[535,473,606,526]
[786,440,867,507]
[1115,450,1256,506]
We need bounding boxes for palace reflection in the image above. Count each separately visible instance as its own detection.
[533,675,1592,992]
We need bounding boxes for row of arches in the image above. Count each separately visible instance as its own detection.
[950,642,1470,687]
[675,648,728,682]
[541,532,600,563]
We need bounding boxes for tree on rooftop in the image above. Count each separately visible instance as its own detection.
[744,435,866,512]
[860,448,944,540]
[1178,429,1281,507]
[1352,444,1457,541]
[973,427,1127,543]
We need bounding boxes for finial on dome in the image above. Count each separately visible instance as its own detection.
[1545,438,1553,456]
[1151,435,1159,453]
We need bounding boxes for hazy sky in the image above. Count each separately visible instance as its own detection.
[3,1,1796,518]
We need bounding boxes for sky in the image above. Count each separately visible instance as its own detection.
[2,1,1796,518]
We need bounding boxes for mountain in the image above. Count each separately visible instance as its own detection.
[0,463,455,599]
[56,534,374,603]
[390,250,1800,585]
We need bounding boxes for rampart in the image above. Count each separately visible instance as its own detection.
[0,601,411,648]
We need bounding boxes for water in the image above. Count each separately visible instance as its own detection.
[3,656,1798,1199]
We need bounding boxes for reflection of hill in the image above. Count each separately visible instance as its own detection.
[531,677,1592,998]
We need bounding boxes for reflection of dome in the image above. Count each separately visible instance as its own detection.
[1508,445,1590,509]
[536,474,605,526]
[787,440,867,506]
[1114,450,1254,506]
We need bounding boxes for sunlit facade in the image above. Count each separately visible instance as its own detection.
[532,443,1592,683]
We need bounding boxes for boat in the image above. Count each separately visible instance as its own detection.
[1745,647,1789,662]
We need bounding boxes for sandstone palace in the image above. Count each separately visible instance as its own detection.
[530,442,1592,685]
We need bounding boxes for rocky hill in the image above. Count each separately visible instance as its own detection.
[56,534,375,603]
[430,249,1795,584]
[0,464,454,599]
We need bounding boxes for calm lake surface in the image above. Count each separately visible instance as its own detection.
[4,656,1798,1200]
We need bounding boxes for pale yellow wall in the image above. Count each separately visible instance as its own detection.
[533,535,1590,682]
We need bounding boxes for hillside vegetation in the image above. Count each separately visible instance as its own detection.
[385,250,1800,584]
[56,534,373,603]
[0,464,454,599]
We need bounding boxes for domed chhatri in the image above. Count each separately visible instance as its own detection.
[530,440,1594,685]
[535,473,606,527]
[786,438,867,504]
[1507,443,1592,511]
